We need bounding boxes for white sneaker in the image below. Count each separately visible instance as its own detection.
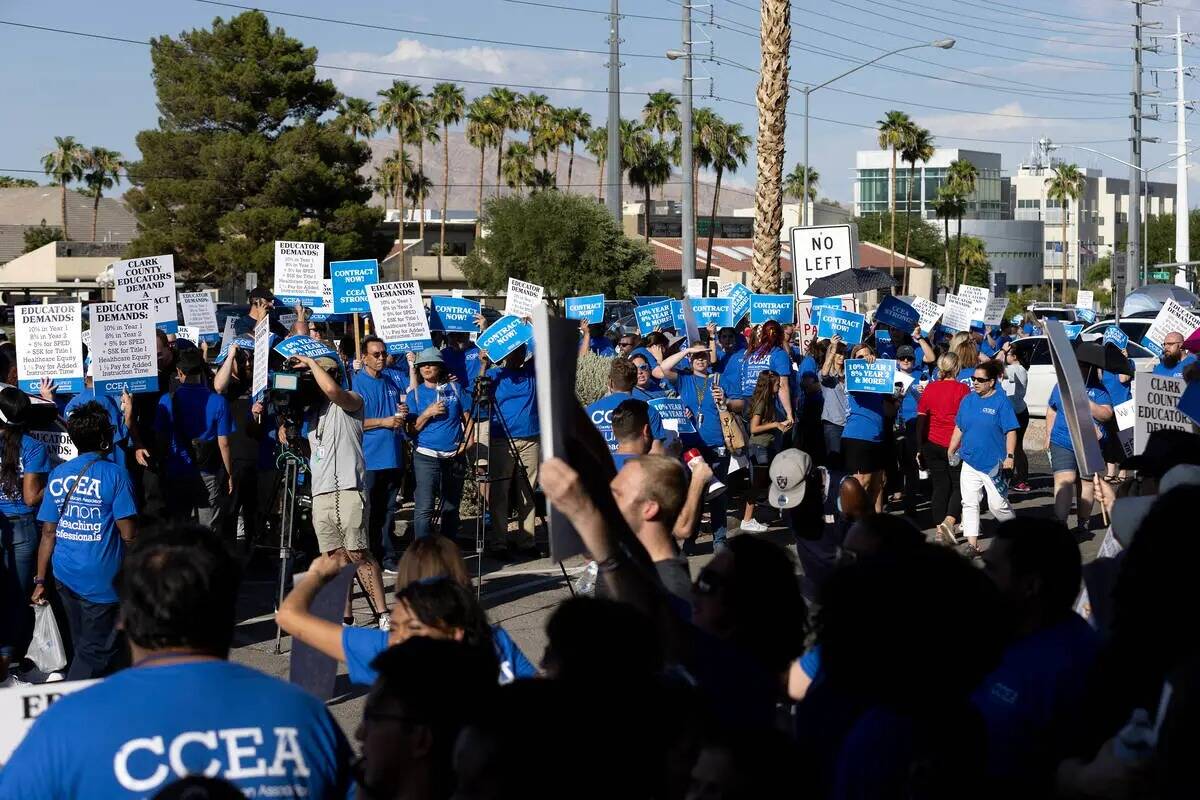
[0,673,30,689]
[741,519,769,533]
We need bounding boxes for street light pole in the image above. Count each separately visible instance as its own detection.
[674,3,696,293]
[605,0,622,224]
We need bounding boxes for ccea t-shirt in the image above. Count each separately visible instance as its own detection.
[341,625,536,687]
[740,346,793,399]
[155,384,233,476]
[917,379,970,448]
[353,368,406,470]
[955,389,1019,473]
[0,660,351,800]
[1047,383,1113,452]
[671,371,725,448]
[1152,353,1196,378]
[407,383,465,453]
[843,392,887,443]
[36,453,137,604]
[586,391,666,453]
[487,365,539,438]
[0,434,52,517]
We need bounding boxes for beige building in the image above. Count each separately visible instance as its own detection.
[0,240,122,302]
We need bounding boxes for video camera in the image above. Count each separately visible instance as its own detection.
[268,360,320,434]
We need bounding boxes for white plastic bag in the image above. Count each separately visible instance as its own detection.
[28,604,67,673]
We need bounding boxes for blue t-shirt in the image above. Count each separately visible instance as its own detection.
[588,336,616,357]
[586,391,666,453]
[1101,371,1132,406]
[671,371,724,448]
[1152,353,1196,377]
[487,365,539,438]
[0,661,350,800]
[342,624,536,687]
[1047,383,1113,452]
[353,368,406,470]
[155,384,233,476]
[955,390,1019,473]
[407,383,465,453]
[980,334,1011,358]
[442,344,482,414]
[631,386,665,402]
[0,434,52,516]
[64,388,130,447]
[36,453,137,603]
[612,451,638,472]
[1022,322,1041,336]
[898,365,928,424]
[956,365,977,387]
[740,346,793,400]
[715,349,748,402]
[843,392,887,443]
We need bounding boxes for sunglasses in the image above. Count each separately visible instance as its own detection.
[898,356,914,362]
[618,341,635,348]
[366,351,387,359]
[635,364,650,372]
[693,568,725,596]
[971,376,992,383]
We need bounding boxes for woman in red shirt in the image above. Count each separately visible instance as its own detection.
[917,352,970,546]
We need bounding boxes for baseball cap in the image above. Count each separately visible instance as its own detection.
[1110,463,1200,548]
[415,347,445,367]
[896,345,916,359]
[768,448,813,509]
[248,286,276,304]
[1120,428,1200,478]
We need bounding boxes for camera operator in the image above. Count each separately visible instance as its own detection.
[292,353,389,622]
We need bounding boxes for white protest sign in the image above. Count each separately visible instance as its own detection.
[686,278,704,298]
[175,325,199,344]
[178,292,219,339]
[1075,290,1094,310]
[15,303,84,394]
[1143,298,1200,354]
[90,301,158,395]
[81,328,90,354]
[273,240,325,305]
[1114,398,1136,458]
[504,277,545,318]
[957,284,990,322]
[983,298,1009,327]
[0,678,97,766]
[940,294,975,332]
[113,255,178,333]
[310,279,335,319]
[252,315,270,400]
[1133,372,1198,453]
[218,316,237,359]
[29,429,77,465]
[911,297,944,334]
[367,281,434,354]
[789,224,858,296]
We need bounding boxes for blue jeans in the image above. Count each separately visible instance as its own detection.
[57,580,120,681]
[0,513,38,660]
[699,444,731,550]
[363,468,402,569]
[413,453,466,540]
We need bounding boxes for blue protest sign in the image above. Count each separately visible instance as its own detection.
[478,315,534,362]
[874,295,920,331]
[1140,335,1163,358]
[1064,324,1083,340]
[564,294,605,325]
[1179,379,1200,427]
[633,300,675,334]
[749,294,796,325]
[845,358,898,394]
[215,335,256,365]
[816,308,866,344]
[1103,325,1129,350]
[875,329,891,343]
[330,259,378,314]
[634,295,670,306]
[725,283,752,323]
[649,397,697,434]
[429,296,481,332]
[1076,307,1096,324]
[1010,315,1023,325]
[273,335,340,361]
[812,297,843,312]
[690,297,734,328]
[670,300,685,333]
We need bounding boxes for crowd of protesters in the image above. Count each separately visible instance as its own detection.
[0,292,1198,799]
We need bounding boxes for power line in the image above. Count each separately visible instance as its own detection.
[854,0,1132,44]
[502,0,676,22]
[945,0,1132,34]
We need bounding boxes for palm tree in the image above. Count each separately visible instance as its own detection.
[41,136,85,238]
[466,98,502,236]
[1046,163,1087,302]
[373,170,398,215]
[702,121,752,290]
[585,126,608,201]
[502,142,536,194]
[627,138,673,243]
[531,168,557,191]
[380,150,414,237]
[429,82,466,276]
[876,110,913,271]
[563,108,591,192]
[643,90,679,199]
[783,163,819,202]
[958,236,991,288]
[947,158,979,284]
[405,171,434,232]
[933,187,964,286]
[690,107,718,228]
[900,125,935,293]
[80,146,124,242]
[534,108,566,178]
[411,108,439,249]
[520,93,552,166]
[752,0,791,293]
[334,97,377,140]
[377,81,425,235]
[486,88,521,197]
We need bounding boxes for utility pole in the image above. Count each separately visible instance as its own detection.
[1130,1,1163,295]
[605,0,622,224]
[1172,15,1191,286]
[680,1,695,293]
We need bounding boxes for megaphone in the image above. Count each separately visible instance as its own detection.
[683,448,726,499]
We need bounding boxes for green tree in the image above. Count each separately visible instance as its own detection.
[853,213,945,287]
[459,192,658,308]
[411,110,439,247]
[124,11,380,283]
[702,120,751,291]
[22,221,64,254]
[502,141,536,194]
[900,126,934,292]
[562,107,591,192]
[466,98,502,236]
[377,81,425,233]
[334,97,376,140]
[876,110,912,269]
[585,126,607,201]
[958,235,990,288]
[0,177,39,188]
[486,87,521,195]
[783,163,818,202]
[430,82,466,275]
[1045,163,1086,301]
[947,158,978,284]
[42,136,85,238]
[520,92,552,168]
[628,139,673,244]
[81,146,124,242]
[642,90,680,143]
[933,188,964,285]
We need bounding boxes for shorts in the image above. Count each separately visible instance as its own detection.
[1049,443,1079,474]
[842,437,882,474]
[471,419,491,470]
[312,490,368,552]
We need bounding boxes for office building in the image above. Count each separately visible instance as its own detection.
[853,148,1008,220]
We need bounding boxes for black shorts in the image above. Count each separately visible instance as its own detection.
[842,437,882,474]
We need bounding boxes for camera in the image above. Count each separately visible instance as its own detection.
[268,361,319,433]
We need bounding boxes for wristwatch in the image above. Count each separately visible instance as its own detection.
[1006,453,1015,459]
[33,577,45,586]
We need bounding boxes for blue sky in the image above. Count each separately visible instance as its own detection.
[5,0,1200,206]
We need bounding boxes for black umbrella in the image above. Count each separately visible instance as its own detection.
[804,268,897,298]
[1074,340,1134,377]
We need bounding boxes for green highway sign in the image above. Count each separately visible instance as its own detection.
[1151,271,1171,280]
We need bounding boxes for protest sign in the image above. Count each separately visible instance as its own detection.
[81,327,90,354]
[633,299,675,334]
[428,296,481,332]
[178,291,220,342]
[1134,370,1197,452]
[873,295,919,332]
[816,307,866,343]
[1103,326,1129,350]
[1142,298,1200,356]
[1114,399,1136,459]
[1046,319,1105,476]
[984,298,1009,327]
[633,295,670,306]
[113,254,178,333]
[958,284,990,321]
[720,282,752,323]
[1179,380,1200,428]
[330,259,378,314]
[308,279,337,323]
[749,294,796,325]
[90,301,157,395]
[273,335,339,361]
[1064,324,1083,340]
[845,358,898,394]
[680,298,702,347]
[564,294,605,324]
[29,428,77,466]
[893,364,914,393]
[1075,290,1094,310]
[911,297,944,334]
[940,294,975,333]
[876,329,892,344]
[670,300,686,333]
[175,326,199,344]
[217,316,237,362]
[252,316,270,401]
[503,277,544,318]
[789,223,858,296]
[478,315,534,362]
[688,297,734,329]
[649,397,697,434]
[1076,308,1096,324]
[0,678,97,766]
[367,281,433,354]
[15,303,83,394]
[273,240,325,306]
[290,564,356,702]
[686,278,704,298]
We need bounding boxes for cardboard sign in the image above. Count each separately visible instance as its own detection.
[940,294,975,333]
[178,292,220,343]
[274,240,325,306]
[984,298,1009,327]
[216,316,238,363]
[633,300,674,334]
[564,294,605,325]
[29,428,77,466]
[478,315,534,362]
[911,297,944,334]
[113,254,178,333]
[367,281,434,354]
[1046,319,1105,477]
[0,678,97,766]
[686,278,704,298]
[1104,326,1129,350]
[1114,399,1136,458]
[308,279,337,323]
[330,259,379,314]
[15,303,84,394]
[873,295,919,332]
[90,301,158,395]
[670,300,685,334]
[789,223,859,296]
[428,296,481,332]
[845,358,898,394]
[648,397,697,434]
[1142,298,1200,357]
[289,565,356,702]
[252,315,270,401]
[749,294,796,325]
[1075,290,1094,310]
[958,284,990,321]
[503,277,545,318]
[1064,324,1083,340]
[1134,371,1197,453]
[816,308,866,344]
[175,325,199,344]
[688,297,735,329]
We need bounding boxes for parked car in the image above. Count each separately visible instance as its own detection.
[1026,303,1078,323]
[1011,333,1157,417]
[1081,314,1156,348]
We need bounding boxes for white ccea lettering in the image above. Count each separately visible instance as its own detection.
[268,728,311,778]
[48,475,103,499]
[112,727,311,791]
[168,731,220,779]
[221,728,268,779]
[114,737,170,793]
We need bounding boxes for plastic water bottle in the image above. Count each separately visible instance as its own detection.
[1112,708,1156,765]
[573,561,599,596]
[948,449,962,468]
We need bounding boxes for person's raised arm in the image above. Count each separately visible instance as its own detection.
[672,459,712,542]
[293,303,311,337]
[655,344,705,382]
[212,344,237,395]
[578,318,591,360]
[820,335,841,376]
[294,355,362,412]
[276,553,352,661]
[913,327,935,364]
